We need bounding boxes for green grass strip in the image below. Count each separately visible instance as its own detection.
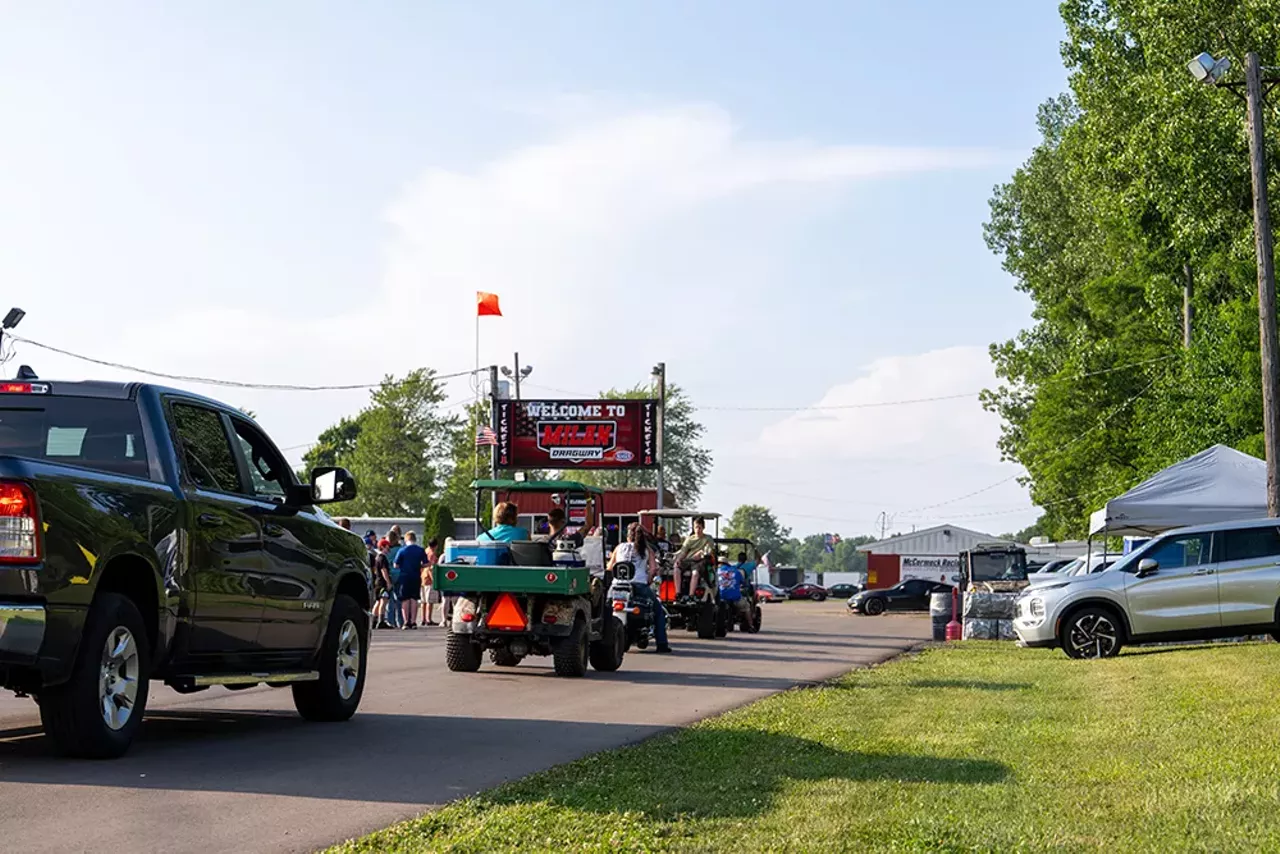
[329,641,1280,853]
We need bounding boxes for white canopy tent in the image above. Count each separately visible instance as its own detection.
[1089,444,1267,537]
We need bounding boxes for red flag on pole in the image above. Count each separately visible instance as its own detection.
[477,292,502,317]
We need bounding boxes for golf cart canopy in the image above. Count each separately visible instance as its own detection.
[470,479,605,495]
[638,510,721,520]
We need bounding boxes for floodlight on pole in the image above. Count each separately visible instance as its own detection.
[1187,52,1231,85]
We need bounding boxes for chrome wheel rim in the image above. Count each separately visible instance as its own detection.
[1068,614,1118,658]
[99,626,139,731]
[336,620,361,700]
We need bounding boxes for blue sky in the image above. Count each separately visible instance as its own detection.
[0,1,1070,537]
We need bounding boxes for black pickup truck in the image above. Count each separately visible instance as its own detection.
[0,379,371,757]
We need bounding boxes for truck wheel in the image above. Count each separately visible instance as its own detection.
[589,618,625,672]
[696,602,717,639]
[39,592,151,759]
[491,647,523,667]
[294,594,367,722]
[553,616,589,677]
[445,630,483,672]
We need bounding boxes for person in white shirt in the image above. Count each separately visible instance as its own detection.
[606,523,672,653]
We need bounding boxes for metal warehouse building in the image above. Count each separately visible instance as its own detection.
[856,524,1089,589]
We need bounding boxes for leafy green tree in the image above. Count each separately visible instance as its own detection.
[983,1,1279,538]
[302,370,458,516]
[724,505,792,556]
[422,501,456,545]
[571,384,713,506]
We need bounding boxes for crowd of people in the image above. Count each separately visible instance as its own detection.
[336,519,445,630]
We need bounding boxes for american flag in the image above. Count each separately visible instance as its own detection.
[475,425,498,447]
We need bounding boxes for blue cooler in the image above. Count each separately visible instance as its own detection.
[444,539,509,566]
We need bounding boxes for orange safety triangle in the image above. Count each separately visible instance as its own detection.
[486,592,527,630]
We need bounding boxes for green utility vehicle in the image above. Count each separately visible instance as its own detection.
[436,480,626,677]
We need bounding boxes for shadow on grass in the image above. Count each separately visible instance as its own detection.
[485,727,1009,822]
[1120,640,1271,657]
[908,679,1032,692]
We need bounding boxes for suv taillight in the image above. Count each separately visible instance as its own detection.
[0,482,40,564]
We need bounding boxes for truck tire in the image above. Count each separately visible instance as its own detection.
[40,592,151,759]
[589,618,625,672]
[446,630,483,672]
[696,602,717,639]
[553,616,589,677]
[293,594,367,722]
[491,647,523,667]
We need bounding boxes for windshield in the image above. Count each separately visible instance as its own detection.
[0,397,150,478]
[966,551,1028,582]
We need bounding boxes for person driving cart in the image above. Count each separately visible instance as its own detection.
[539,507,583,547]
[607,523,672,653]
[673,516,716,598]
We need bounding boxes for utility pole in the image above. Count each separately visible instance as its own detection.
[1245,52,1280,517]
[653,362,666,509]
[1183,262,1194,349]
[513,352,523,400]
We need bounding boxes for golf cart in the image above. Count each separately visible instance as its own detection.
[436,480,626,677]
[639,509,726,639]
[715,537,764,634]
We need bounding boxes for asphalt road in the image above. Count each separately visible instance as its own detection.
[0,602,928,853]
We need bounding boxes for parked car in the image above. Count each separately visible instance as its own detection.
[787,583,829,602]
[0,379,372,757]
[849,579,954,615]
[755,583,788,602]
[827,583,864,599]
[1014,517,1280,659]
[1028,554,1117,587]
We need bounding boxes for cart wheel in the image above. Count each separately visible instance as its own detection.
[696,602,717,639]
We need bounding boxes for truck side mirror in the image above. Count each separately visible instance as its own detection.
[1136,558,1159,578]
[311,466,357,504]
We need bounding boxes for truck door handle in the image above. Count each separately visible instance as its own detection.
[1193,568,1215,576]
[197,513,225,528]
[263,524,285,538]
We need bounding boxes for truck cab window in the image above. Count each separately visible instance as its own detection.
[230,419,290,501]
[171,404,241,493]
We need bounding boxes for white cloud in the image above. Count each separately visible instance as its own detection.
[703,346,1037,537]
[754,346,1000,461]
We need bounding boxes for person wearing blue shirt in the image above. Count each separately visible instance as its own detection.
[394,531,427,629]
[478,502,531,542]
[718,551,751,623]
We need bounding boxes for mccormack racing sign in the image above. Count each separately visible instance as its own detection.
[496,399,659,469]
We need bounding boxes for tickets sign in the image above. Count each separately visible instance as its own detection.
[496,399,659,469]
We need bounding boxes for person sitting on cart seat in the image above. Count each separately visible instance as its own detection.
[478,502,530,542]
[675,517,716,597]
[719,551,752,620]
[541,508,583,547]
[607,523,673,654]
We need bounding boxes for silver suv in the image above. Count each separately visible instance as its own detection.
[1014,517,1280,659]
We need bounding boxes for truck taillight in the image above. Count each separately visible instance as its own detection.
[0,482,40,564]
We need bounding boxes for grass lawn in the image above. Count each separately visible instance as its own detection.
[330,641,1280,853]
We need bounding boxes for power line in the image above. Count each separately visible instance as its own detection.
[895,374,1163,516]
[10,334,481,392]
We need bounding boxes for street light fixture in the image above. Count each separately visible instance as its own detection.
[1188,49,1280,516]
[1187,52,1231,85]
